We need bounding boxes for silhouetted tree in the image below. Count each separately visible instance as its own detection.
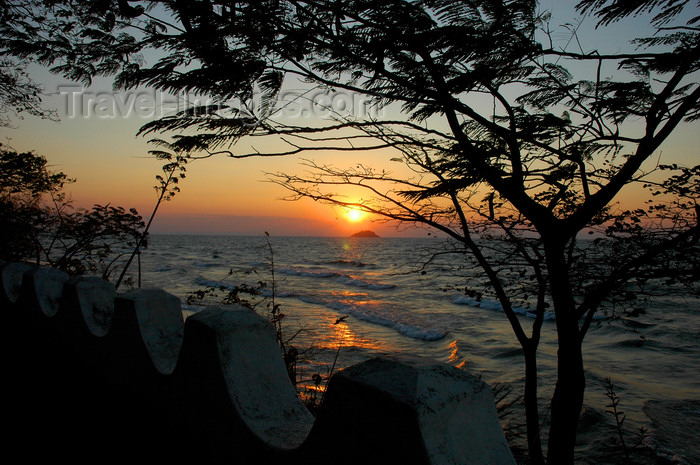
[0,145,145,277]
[0,58,56,127]
[1,1,698,463]
[0,144,69,260]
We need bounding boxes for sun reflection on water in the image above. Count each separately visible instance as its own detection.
[295,312,385,411]
[448,340,468,370]
[321,313,384,351]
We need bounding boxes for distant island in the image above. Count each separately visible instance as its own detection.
[351,230,380,238]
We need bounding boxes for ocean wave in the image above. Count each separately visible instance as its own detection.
[193,276,297,298]
[644,399,700,465]
[194,277,237,290]
[327,259,371,268]
[298,295,446,341]
[194,262,218,268]
[336,275,395,290]
[452,295,557,321]
[156,266,178,272]
[276,265,338,278]
[276,265,396,290]
[451,295,610,321]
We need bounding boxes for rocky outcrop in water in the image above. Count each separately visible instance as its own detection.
[351,230,380,238]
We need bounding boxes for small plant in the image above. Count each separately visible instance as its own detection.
[262,232,294,380]
[603,377,650,465]
[261,231,306,387]
[187,233,350,414]
[302,373,324,414]
[492,381,526,443]
[186,270,266,309]
[116,143,188,289]
[186,233,308,390]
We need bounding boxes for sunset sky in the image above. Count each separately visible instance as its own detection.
[3,2,698,237]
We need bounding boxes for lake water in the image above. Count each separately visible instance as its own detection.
[128,234,699,464]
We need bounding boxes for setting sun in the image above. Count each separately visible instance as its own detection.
[346,207,366,222]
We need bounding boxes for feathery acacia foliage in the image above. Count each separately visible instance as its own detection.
[1,1,698,463]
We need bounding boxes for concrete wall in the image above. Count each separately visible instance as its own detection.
[1,261,515,465]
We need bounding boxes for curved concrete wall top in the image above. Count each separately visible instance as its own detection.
[2,261,33,304]
[118,287,183,375]
[23,266,69,317]
[188,307,314,450]
[1,261,515,465]
[70,276,116,337]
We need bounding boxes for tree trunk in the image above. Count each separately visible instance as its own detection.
[544,239,586,465]
[546,334,585,464]
[524,344,545,465]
